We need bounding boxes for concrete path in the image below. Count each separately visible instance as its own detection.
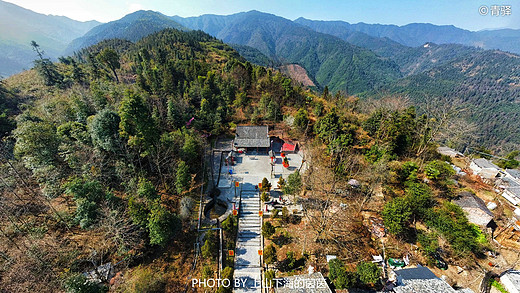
[234,188,262,292]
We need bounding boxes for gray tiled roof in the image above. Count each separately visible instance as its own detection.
[473,158,500,170]
[507,169,520,179]
[234,125,270,148]
[453,192,493,217]
[393,267,474,293]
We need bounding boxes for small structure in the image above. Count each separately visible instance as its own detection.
[437,146,463,158]
[274,272,332,293]
[281,142,299,154]
[498,176,520,205]
[470,158,501,179]
[500,270,520,293]
[233,125,270,153]
[453,192,494,227]
[393,266,474,293]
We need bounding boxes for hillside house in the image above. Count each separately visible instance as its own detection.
[453,192,495,228]
[497,176,520,206]
[470,158,501,179]
[500,270,520,293]
[392,266,474,293]
[233,125,270,153]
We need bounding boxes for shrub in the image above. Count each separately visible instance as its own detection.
[264,244,277,265]
[281,207,289,223]
[271,209,279,218]
[328,258,356,289]
[262,221,276,238]
[122,266,165,293]
[201,232,217,259]
[356,261,380,285]
[64,273,107,293]
[382,197,412,235]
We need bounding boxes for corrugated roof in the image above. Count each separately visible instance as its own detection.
[234,125,270,148]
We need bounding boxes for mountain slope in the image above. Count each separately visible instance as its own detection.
[378,50,520,148]
[173,11,402,94]
[0,0,99,77]
[296,18,483,76]
[295,17,520,54]
[65,10,187,54]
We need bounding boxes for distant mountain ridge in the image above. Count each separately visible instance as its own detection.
[0,0,99,77]
[171,10,402,94]
[295,18,520,54]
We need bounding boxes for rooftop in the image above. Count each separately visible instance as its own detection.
[437,146,463,157]
[473,158,500,170]
[393,266,474,293]
[234,125,270,148]
[501,270,520,290]
[507,169,520,180]
[453,192,493,217]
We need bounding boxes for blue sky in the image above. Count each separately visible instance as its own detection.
[6,0,520,31]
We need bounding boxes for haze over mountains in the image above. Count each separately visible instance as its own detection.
[1,2,519,148]
[0,0,99,77]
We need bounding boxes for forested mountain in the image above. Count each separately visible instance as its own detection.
[0,0,99,76]
[374,50,520,149]
[172,10,402,94]
[295,17,520,54]
[65,10,187,54]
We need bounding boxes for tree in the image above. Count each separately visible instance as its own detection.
[261,177,272,192]
[263,244,277,265]
[119,90,158,155]
[261,191,270,202]
[201,232,217,258]
[31,41,63,86]
[356,261,380,285]
[328,258,356,289]
[293,108,309,132]
[96,48,120,82]
[283,170,302,195]
[147,201,180,246]
[382,197,412,235]
[262,221,276,238]
[137,177,159,201]
[176,160,191,194]
[64,177,106,228]
[89,109,121,152]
